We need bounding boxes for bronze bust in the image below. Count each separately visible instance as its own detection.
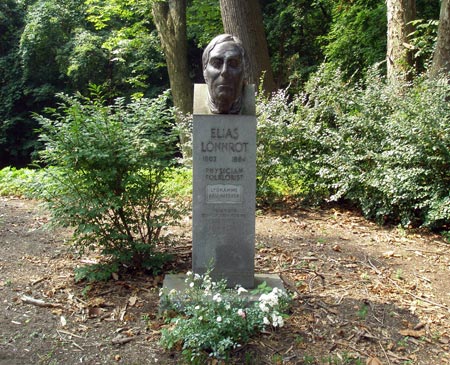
[202,34,248,114]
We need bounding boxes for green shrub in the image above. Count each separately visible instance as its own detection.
[34,88,186,277]
[256,65,450,230]
[256,88,327,204]
[308,69,450,228]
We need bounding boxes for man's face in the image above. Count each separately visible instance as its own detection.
[204,41,244,111]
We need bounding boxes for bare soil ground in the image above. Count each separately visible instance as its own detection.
[1,197,449,365]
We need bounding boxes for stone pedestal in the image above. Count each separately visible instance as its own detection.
[191,84,256,288]
[160,273,285,312]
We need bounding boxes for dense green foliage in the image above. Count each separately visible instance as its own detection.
[306,68,450,229]
[321,0,387,80]
[256,88,324,204]
[0,0,32,167]
[320,0,439,80]
[33,88,186,279]
[263,0,332,90]
[187,0,223,48]
[256,66,450,230]
[1,0,168,167]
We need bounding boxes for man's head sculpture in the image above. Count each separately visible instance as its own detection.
[202,34,248,114]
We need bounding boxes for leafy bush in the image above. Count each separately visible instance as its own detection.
[256,66,450,230]
[305,68,450,229]
[34,88,186,277]
[160,271,290,363]
[256,89,327,204]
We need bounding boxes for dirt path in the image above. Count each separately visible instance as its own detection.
[1,197,449,364]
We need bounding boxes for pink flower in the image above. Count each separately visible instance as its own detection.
[237,309,246,319]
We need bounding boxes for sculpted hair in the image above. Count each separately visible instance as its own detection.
[202,34,249,83]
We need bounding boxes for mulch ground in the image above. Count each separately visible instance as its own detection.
[1,197,449,364]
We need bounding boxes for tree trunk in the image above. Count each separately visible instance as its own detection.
[386,0,416,82]
[219,0,276,93]
[152,0,193,159]
[430,0,450,78]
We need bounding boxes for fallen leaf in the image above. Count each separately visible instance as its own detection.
[60,316,67,327]
[112,334,134,345]
[382,250,395,258]
[366,357,382,365]
[332,244,342,252]
[128,295,138,306]
[112,272,119,281]
[88,297,105,307]
[399,329,426,338]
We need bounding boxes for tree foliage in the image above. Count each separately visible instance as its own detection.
[187,0,222,48]
[263,0,332,90]
[0,0,31,167]
[321,0,387,80]
[84,0,167,98]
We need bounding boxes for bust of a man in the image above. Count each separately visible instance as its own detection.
[202,34,248,114]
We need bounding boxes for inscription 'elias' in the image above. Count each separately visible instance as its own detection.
[211,128,239,139]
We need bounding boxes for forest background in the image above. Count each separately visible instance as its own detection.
[1,0,450,234]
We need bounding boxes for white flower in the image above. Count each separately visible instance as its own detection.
[195,305,200,310]
[263,317,270,325]
[169,289,177,296]
[237,309,246,319]
[225,303,231,310]
[204,279,212,292]
[259,292,279,307]
[237,286,248,295]
[194,273,201,280]
[271,313,284,327]
[189,282,195,288]
[198,316,203,321]
[259,302,269,313]
[186,271,192,276]
[213,293,222,303]
[216,316,222,322]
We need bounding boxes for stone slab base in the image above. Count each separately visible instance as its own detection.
[159,273,285,313]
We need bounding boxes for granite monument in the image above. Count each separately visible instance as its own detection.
[192,34,256,288]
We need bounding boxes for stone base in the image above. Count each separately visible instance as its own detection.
[159,273,285,313]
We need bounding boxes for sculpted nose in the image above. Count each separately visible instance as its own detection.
[220,63,229,76]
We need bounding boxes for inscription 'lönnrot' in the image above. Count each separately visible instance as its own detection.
[201,141,248,153]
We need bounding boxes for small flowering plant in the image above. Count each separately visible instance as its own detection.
[159,271,290,362]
